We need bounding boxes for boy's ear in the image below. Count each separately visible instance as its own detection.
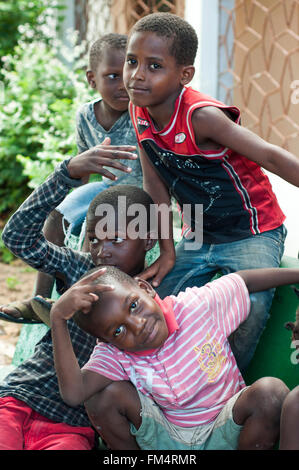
[135,278,156,298]
[180,65,195,86]
[86,70,97,88]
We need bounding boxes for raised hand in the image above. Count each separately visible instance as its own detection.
[50,267,114,322]
[67,137,138,180]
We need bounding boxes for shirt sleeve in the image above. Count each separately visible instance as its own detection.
[83,343,128,382]
[1,160,89,285]
[75,109,89,154]
[204,273,251,337]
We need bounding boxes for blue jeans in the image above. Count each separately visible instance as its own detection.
[56,181,110,235]
[156,225,287,372]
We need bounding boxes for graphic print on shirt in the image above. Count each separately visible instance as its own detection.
[193,333,227,383]
[174,132,186,143]
[137,117,150,135]
[142,140,229,230]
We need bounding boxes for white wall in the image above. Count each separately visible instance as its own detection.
[185,0,298,258]
[266,173,299,258]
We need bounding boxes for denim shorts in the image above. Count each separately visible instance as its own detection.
[130,388,248,450]
[56,180,110,235]
[156,225,287,371]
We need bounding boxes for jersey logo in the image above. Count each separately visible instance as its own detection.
[175,132,186,143]
[137,117,150,134]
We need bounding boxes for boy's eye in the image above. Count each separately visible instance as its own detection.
[130,300,138,312]
[89,237,99,245]
[107,73,118,79]
[127,58,137,66]
[150,63,161,70]
[112,237,124,244]
[114,325,125,337]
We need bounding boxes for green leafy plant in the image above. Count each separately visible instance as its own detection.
[0,0,63,78]
[5,276,20,291]
[0,229,15,264]
[0,33,94,216]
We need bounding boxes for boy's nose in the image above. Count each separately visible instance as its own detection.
[128,316,146,334]
[118,81,126,91]
[132,64,145,81]
[97,243,111,259]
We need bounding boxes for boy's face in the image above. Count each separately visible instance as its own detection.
[123,31,187,110]
[87,47,129,112]
[87,215,153,277]
[89,278,169,352]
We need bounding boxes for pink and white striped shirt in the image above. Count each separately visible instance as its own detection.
[83,273,250,427]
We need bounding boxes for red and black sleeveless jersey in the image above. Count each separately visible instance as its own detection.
[129,86,285,244]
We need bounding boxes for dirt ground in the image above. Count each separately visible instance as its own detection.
[0,260,37,366]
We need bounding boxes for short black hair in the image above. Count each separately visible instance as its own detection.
[86,184,156,235]
[81,265,135,286]
[89,33,128,71]
[130,12,198,65]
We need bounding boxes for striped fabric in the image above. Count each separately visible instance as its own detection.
[83,273,250,427]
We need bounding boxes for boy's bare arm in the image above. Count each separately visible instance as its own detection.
[191,106,299,187]
[34,210,66,297]
[50,268,114,407]
[138,147,176,286]
[236,268,299,293]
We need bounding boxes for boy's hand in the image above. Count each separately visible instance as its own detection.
[67,137,138,180]
[137,251,176,287]
[50,268,114,322]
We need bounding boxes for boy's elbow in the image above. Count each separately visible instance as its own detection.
[2,224,9,243]
[61,391,83,408]
[1,225,14,251]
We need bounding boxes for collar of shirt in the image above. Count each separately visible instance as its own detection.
[129,293,179,357]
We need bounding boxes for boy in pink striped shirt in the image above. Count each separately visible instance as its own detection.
[50,264,299,450]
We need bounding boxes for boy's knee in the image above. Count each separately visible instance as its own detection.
[44,209,65,245]
[85,381,138,419]
[250,377,289,417]
[282,385,299,415]
[234,377,289,425]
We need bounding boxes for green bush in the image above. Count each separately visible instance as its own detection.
[0,230,15,264]
[0,0,63,77]
[0,34,94,215]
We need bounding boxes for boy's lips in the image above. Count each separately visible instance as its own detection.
[116,94,129,101]
[129,86,149,94]
[96,260,119,269]
[140,317,158,345]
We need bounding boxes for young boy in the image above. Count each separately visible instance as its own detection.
[0,148,155,450]
[55,33,143,241]
[50,264,299,450]
[1,33,143,318]
[122,12,299,371]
